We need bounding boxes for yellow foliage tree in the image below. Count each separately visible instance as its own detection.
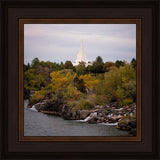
[50,71,80,99]
[79,74,99,90]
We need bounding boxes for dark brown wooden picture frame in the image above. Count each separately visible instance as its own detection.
[19,18,141,142]
[0,0,159,159]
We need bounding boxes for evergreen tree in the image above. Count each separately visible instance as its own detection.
[92,56,104,73]
[131,58,136,70]
[64,61,73,69]
[31,57,40,68]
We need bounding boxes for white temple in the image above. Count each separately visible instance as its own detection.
[73,40,91,67]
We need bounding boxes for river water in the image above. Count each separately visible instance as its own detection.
[24,100,129,137]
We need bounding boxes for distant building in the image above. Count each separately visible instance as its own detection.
[73,40,92,67]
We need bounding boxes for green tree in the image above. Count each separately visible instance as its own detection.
[92,56,104,73]
[60,62,64,70]
[75,62,87,76]
[92,61,104,73]
[75,66,86,76]
[96,56,103,63]
[122,80,136,101]
[31,58,40,68]
[24,68,46,91]
[64,61,73,69]
[87,65,94,73]
[24,63,31,72]
[73,76,86,93]
[115,60,125,68]
[131,58,136,70]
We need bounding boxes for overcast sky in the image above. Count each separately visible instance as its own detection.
[24,24,136,65]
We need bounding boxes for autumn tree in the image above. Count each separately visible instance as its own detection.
[24,68,46,91]
[79,74,99,91]
[104,62,115,72]
[50,71,80,99]
[104,64,136,105]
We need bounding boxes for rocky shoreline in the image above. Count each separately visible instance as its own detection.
[27,98,137,136]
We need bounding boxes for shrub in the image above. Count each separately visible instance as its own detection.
[104,64,136,105]
[119,119,127,125]
[87,94,97,105]
[122,80,136,101]
[29,89,52,105]
[122,98,133,106]
[119,112,136,125]
[75,99,94,110]
[29,94,44,105]
[59,69,74,75]
[63,85,80,100]
[96,95,108,105]
[116,87,125,106]
[83,101,94,110]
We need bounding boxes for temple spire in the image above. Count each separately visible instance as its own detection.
[73,40,91,67]
[81,40,84,49]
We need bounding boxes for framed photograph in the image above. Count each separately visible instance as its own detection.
[0,0,159,159]
[19,19,141,141]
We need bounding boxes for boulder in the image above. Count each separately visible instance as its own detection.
[70,111,77,120]
[27,104,33,108]
[117,118,136,132]
[110,115,123,121]
[108,118,116,123]
[97,109,108,117]
[79,110,90,120]
[75,110,80,119]
[35,102,47,111]
[61,105,72,119]
[34,99,64,112]
[87,116,98,124]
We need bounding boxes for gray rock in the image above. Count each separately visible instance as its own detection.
[61,105,72,119]
[87,116,98,124]
[79,110,90,120]
[35,102,46,111]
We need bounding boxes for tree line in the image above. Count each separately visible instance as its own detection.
[24,56,136,109]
